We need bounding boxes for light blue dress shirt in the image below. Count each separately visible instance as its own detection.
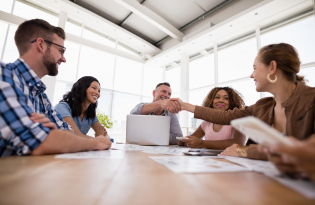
[55,102,98,135]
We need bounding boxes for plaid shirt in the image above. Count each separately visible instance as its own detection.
[0,58,72,157]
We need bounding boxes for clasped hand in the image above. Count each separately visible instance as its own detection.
[162,98,185,114]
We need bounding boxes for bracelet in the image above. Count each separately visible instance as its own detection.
[236,145,248,157]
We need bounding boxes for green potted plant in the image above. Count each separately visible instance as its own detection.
[97,111,113,142]
[97,111,113,129]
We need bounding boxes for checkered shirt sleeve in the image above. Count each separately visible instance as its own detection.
[0,80,51,157]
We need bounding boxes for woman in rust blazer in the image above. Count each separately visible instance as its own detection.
[172,43,315,162]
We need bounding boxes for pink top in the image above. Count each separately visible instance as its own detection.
[200,121,233,141]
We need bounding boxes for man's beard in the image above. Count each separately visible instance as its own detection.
[43,48,58,76]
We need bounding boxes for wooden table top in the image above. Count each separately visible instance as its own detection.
[0,150,314,205]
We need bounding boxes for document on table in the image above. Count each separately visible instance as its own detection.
[223,156,281,176]
[142,146,190,155]
[224,156,315,199]
[110,143,154,151]
[55,150,124,159]
[149,156,250,173]
[110,144,190,155]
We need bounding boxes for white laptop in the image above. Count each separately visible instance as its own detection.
[126,115,170,145]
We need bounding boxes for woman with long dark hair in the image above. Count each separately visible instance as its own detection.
[178,87,247,149]
[55,76,109,139]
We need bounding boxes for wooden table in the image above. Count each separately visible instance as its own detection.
[0,150,314,205]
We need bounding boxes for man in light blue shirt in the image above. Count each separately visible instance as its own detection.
[130,82,183,144]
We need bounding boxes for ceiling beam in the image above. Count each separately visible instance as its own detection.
[113,0,184,42]
[199,49,209,57]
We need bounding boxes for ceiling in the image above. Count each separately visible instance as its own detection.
[69,0,226,45]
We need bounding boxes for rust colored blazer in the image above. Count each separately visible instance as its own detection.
[194,82,315,160]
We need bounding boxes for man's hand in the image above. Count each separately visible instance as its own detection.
[95,135,112,150]
[182,136,202,148]
[95,124,107,137]
[160,99,181,114]
[30,113,56,130]
[170,98,185,110]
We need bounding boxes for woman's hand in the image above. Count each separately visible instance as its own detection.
[170,98,185,111]
[95,135,112,150]
[95,124,107,137]
[177,139,187,146]
[30,113,56,130]
[182,136,203,148]
[220,144,243,157]
[269,137,315,180]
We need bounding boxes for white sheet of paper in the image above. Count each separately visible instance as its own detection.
[142,146,190,155]
[224,156,281,176]
[111,144,189,155]
[224,156,315,199]
[110,144,154,151]
[55,150,124,159]
[149,156,250,173]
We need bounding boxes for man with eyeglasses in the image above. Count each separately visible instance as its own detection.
[130,82,183,145]
[0,19,111,157]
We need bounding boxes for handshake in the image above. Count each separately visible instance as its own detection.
[161,98,186,114]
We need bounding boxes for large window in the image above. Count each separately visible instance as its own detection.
[110,92,141,142]
[188,87,213,129]
[218,37,257,83]
[114,57,143,95]
[0,0,13,13]
[52,81,73,106]
[13,1,59,26]
[2,25,19,63]
[82,27,115,48]
[261,16,315,64]
[165,66,180,93]
[117,44,140,56]
[0,22,8,60]
[65,20,82,37]
[220,79,260,106]
[142,65,163,97]
[77,46,115,89]
[57,41,80,83]
[299,66,315,87]
[189,54,215,89]
[97,90,112,115]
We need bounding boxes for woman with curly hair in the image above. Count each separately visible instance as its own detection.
[178,87,247,149]
[55,76,109,139]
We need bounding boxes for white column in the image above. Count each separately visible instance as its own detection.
[180,53,189,130]
[42,11,68,103]
[255,25,261,53]
[214,43,218,86]
[256,25,265,98]
[162,65,166,82]
[58,11,67,29]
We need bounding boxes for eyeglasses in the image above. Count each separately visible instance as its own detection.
[31,39,66,55]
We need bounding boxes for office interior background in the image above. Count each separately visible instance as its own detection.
[0,0,314,142]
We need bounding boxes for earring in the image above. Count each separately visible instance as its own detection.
[267,73,277,83]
